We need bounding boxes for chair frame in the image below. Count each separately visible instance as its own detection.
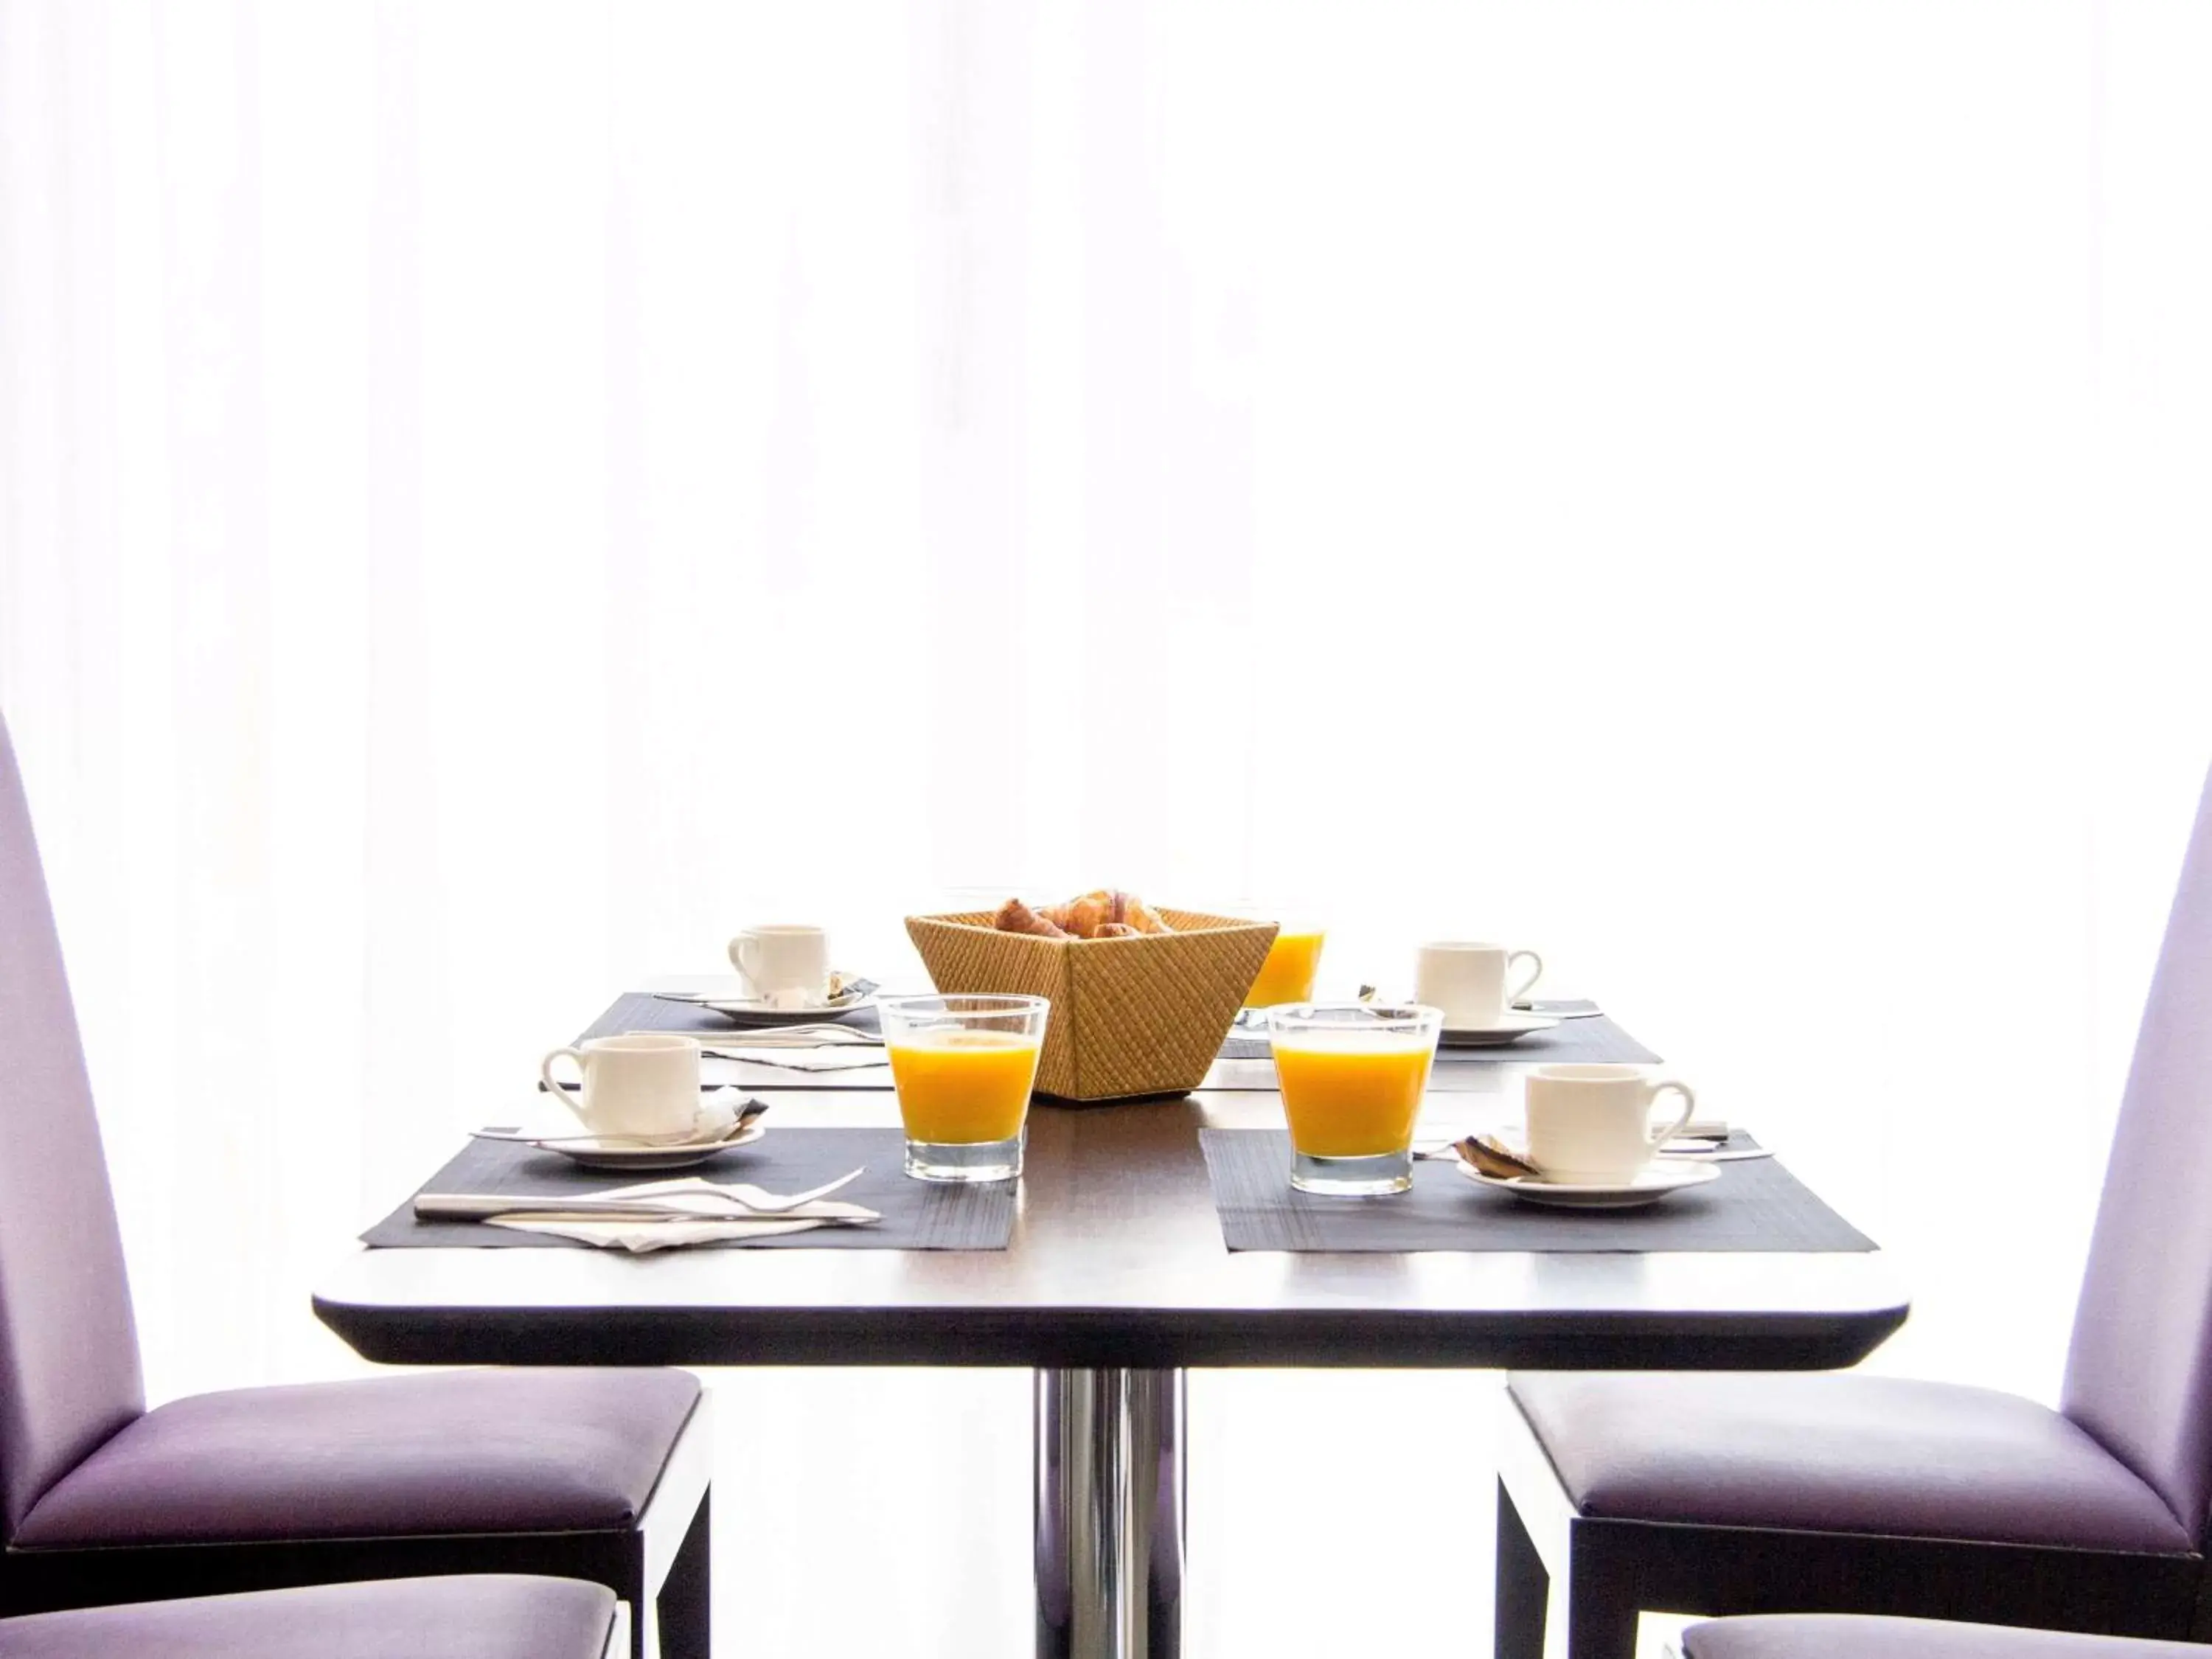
[1494,1390,2210,1659]
[0,1390,711,1659]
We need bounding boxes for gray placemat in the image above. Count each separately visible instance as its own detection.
[582,991,882,1043]
[1217,1004,1659,1065]
[1197,1130,1874,1253]
[363,1127,1011,1251]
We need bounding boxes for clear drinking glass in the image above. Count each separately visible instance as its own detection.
[1228,908,1326,1031]
[1268,1002,1442,1195]
[879,993,1050,1182]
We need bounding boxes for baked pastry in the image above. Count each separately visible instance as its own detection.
[1062,889,1174,935]
[1116,892,1172,934]
[995,890,1177,941]
[1057,894,1115,939]
[994,897,1071,939]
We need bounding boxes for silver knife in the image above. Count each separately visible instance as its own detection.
[415,1193,877,1223]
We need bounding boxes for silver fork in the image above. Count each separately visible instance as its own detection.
[598,1169,869,1214]
[694,1169,866,1213]
[417,1170,870,1222]
[627,1026,883,1049]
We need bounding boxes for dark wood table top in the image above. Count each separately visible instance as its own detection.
[316,1088,1907,1372]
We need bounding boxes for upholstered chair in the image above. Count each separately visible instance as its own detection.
[0,1574,622,1659]
[1683,1614,2209,1659]
[1497,756,2212,1659]
[0,709,709,1659]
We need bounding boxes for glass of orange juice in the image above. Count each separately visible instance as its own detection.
[880,993,1050,1183]
[1267,1002,1442,1195]
[1245,925,1326,1011]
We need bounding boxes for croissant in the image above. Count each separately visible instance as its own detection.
[994,897,1071,938]
[1046,891,1110,931]
[1113,891,1172,934]
[992,889,1176,939]
[1060,894,1114,940]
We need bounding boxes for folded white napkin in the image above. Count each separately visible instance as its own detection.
[489,1213,841,1251]
[705,1046,888,1073]
[676,1029,875,1048]
[619,1028,888,1072]
[481,1175,881,1252]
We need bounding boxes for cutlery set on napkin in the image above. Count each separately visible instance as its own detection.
[414,1171,880,1253]
[624,1026,891,1073]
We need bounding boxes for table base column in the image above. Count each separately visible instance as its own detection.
[1034,1368,1186,1659]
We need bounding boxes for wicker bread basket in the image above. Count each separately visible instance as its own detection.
[903,909,1279,1102]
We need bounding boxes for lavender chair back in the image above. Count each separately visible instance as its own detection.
[2064,757,2212,1545]
[0,711,145,1536]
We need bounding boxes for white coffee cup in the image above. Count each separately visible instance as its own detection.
[1522,1064,1697,1183]
[1415,941,1543,1028]
[539,1034,703,1141]
[728,924,832,1006]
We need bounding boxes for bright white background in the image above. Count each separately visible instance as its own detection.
[3,3,2210,1655]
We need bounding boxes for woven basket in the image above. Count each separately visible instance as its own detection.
[903,909,1279,1102]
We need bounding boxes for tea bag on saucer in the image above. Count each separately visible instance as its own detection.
[1453,1134,1544,1180]
[686,1088,748,1139]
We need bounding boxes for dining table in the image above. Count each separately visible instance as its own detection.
[313,985,1908,1659]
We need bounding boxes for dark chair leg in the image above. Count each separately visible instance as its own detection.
[1497,1478,1550,1659]
[1564,1540,1642,1659]
[654,1489,712,1659]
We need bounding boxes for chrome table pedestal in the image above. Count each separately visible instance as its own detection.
[1035,1368,1186,1659]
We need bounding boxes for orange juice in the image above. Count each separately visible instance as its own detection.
[1273,1034,1433,1157]
[886,1029,1041,1144]
[1245,928,1325,1008]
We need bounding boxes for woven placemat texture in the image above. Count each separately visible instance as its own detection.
[364,1127,1012,1251]
[1197,1130,1874,1253]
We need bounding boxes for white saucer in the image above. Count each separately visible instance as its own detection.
[1454,1157,1720,1209]
[542,1121,768,1172]
[1438,1011,1561,1048]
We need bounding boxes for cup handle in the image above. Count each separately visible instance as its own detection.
[1509,949,1544,1004]
[1645,1079,1697,1148]
[728,931,759,991]
[540,1048,591,1124]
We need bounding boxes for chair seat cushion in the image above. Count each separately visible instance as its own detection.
[13,1369,700,1548]
[1508,1372,2191,1552]
[1685,1615,2210,1659]
[0,1574,614,1659]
